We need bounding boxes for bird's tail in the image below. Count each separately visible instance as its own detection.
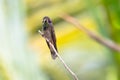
[50,49,57,60]
[46,40,58,59]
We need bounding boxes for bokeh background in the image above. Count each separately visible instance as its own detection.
[0,0,120,80]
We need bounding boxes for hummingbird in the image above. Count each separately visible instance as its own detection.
[42,16,58,59]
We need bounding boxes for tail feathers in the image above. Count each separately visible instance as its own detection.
[50,50,57,60]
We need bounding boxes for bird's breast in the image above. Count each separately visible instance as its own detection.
[44,28,52,41]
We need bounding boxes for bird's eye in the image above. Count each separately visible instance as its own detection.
[44,20,47,23]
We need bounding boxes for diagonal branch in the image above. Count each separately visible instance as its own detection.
[59,13,120,52]
[38,30,78,80]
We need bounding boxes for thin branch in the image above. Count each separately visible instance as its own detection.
[59,13,120,52]
[38,30,78,80]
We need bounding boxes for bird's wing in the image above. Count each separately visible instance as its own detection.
[46,40,50,49]
[51,25,58,51]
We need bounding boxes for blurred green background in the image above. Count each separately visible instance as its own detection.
[0,0,120,80]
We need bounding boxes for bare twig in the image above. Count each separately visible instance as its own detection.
[38,30,78,80]
[59,13,120,52]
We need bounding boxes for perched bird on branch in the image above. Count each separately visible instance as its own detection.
[42,16,58,59]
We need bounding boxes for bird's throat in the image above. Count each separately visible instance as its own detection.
[43,23,49,30]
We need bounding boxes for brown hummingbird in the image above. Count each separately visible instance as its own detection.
[42,16,58,59]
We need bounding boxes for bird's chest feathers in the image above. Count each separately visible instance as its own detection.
[43,23,50,30]
[43,25,51,35]
[43,27,52,40]
[43,26,47,30]
[43,23,52,37]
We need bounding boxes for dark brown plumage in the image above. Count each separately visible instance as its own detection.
[42,16,58,59]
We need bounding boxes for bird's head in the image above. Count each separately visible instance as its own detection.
[42,16,52,24]
[42,16,52,29]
